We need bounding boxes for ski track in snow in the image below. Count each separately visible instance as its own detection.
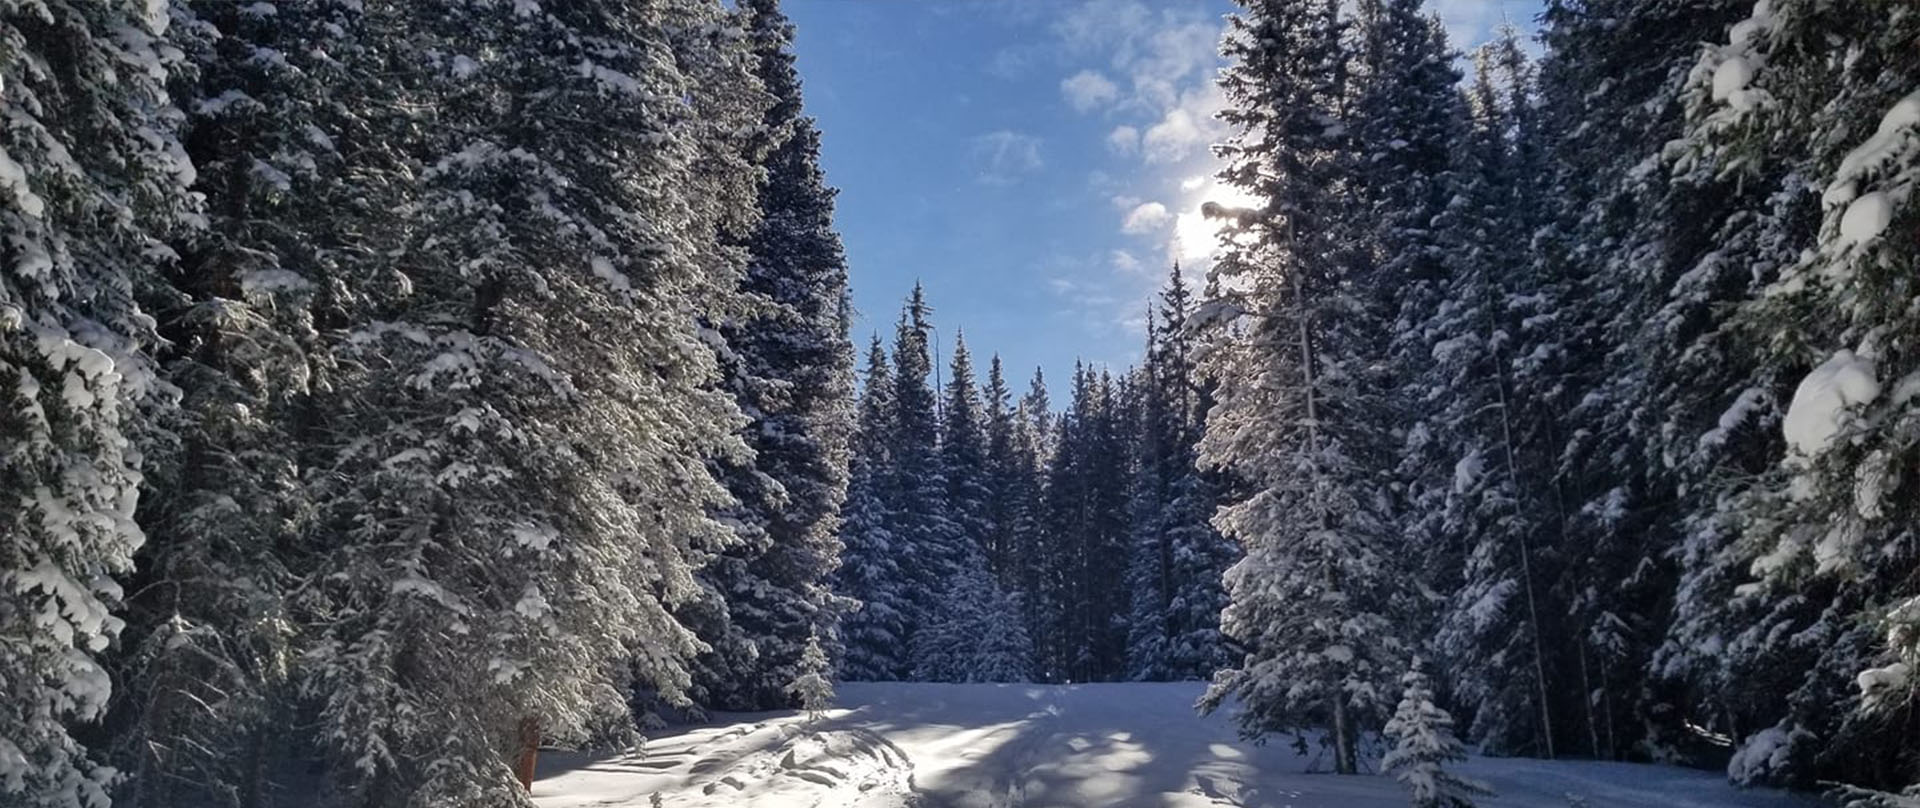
[534,682,1820,808]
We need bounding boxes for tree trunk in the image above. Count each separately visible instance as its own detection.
[1332,695,1357,774]
[1489,325,1555,760]
[1578,641,1601,759]
[514,717,541,792]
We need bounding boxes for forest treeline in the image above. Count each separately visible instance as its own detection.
[2,0,1918,807]
[1192,0,1918,801]
[3,0,855,806]
[838,0,1920,804]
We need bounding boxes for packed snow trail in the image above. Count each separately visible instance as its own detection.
[533,682,1816,808]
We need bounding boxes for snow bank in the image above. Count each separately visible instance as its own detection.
[1782,349,1879,456]
[1728,722,1812,788]
[536,682,1819,808]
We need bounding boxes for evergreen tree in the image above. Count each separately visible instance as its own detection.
[1039,365,1133,682]
[1,0,195,804]
[887,285,963,675]
[939,332,992,574]
[1013,367,1056,675]
[910,332,1034,681]
[1426,48,1560,758]
[1531,0,1756,763]
[835,337,910,680]
[1384,660,1493,808]
[291,2,765,802]
[980,355,1023,587]
[1127,265,1234,681]
[108,2,371,803]
[789,632,835,721]
[1197,0,1408,774]
[684,0,855,712]
[1674,0,1920,791]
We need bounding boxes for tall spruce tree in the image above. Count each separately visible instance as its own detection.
[1667,0,1920,793]
[1197,0,1409,774]
[1014,367,1056,675]
[1126,266,1234,682]
[981,356,1023,586]
[835,337,910,681]
[887,286,962,675]
[912,332,1032,681]
[1424,48,1561,758]
[108,2,375,803]
[683,0,854,712]
[1040,365,1133,682]
[291,2,765,802]
[0,2,196,805]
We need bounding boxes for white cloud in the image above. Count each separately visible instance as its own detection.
[1122,201,1170,234]
[1061,69,1120,112]
[1106,125,1140,155]
[1142,109,1202,164]
[1142,82,1227,165]
[970,130,1044,185]
[1110,249,1142,274]
[986,48,1034,80]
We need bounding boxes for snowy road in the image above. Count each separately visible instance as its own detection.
[533,682,1819,808]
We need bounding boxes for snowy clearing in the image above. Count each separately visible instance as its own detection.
[534,682,1818,808]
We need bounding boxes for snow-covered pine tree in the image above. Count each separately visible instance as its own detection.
[1013,366,1057,677]
[887,286,964,678]
[108,3,373,803]
[684,0,855,712]
[1039,364,1133,682]
[1384,660,1493,808]
[835,336,911,681]
[1349,0,1468,673]
[789,632,835,721]
[1424,47,1562,759]
[909,332,1033,681]
[1126,311,1174,680]
[939,332,993,584]
[1127,265,1234,682]
[980,355,1022,586]
[1523,0,1755,762]
[295,1,763,802]
[1036,364,1089,681]
[1510,0,1760,763]
[1,2,195,805]
[1197,0,1408,774]
[912,331,986,681]
[1677,0,1920,793]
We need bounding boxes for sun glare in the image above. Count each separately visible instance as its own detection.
[1172,178,1261,264]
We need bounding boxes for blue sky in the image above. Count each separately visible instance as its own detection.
[787,0,1544,395]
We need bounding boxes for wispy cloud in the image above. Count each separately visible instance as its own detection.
[1060,69,1120,112]
[970,130,1045,185]
[1022,1,1236,334]
[1121,201,1170,234]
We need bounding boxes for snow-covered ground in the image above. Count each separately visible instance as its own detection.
[533,682,1818,808]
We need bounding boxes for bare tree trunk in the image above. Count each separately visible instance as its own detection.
[514,716,541,792]
[1602,656,1619,759]
[1332,695,1357,774]
[1490,323,1556,760]
[1578,641,1601,759]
